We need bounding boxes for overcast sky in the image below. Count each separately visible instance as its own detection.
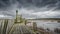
[0,0,60,19]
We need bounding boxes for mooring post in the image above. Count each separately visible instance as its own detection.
[25,20,27,25]
[33,22,37,32]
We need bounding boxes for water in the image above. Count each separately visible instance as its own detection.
[37,22,60,30]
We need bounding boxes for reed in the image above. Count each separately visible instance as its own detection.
[2,19,8,34]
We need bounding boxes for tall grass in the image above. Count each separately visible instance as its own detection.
[2,19,8,34]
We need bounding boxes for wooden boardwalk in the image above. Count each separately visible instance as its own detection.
[9,24,36,34]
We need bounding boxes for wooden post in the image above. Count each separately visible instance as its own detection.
[25,20,27,25]
[33,22,37,31]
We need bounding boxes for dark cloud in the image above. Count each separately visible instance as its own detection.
[0,0,60,8]
[0,0,60,18]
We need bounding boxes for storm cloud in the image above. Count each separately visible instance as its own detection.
[0,0,60,19]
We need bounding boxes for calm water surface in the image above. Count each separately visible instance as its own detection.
[36,21,60,30]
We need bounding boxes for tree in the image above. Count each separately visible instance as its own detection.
[14,10,18,23]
